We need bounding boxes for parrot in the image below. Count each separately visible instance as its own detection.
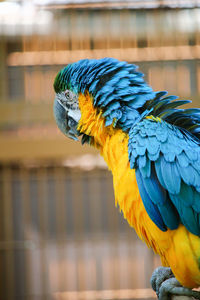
[53,58,200,299]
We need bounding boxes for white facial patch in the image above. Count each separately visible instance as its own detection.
[56,90,80,112]
[68,109,81,123]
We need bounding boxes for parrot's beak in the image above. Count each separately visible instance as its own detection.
[54,95,80,141]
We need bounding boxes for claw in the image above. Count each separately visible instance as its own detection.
[151,266,174,297]
[159,278,200,300]
[151,267,200,300]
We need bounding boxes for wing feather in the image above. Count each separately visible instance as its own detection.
[128,118,200,235]
[135,168,167,231]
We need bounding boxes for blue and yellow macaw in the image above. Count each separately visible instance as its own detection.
[53,58,200,299]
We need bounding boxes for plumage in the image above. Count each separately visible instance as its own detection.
[53,58,200,290]
[135,168,167,231]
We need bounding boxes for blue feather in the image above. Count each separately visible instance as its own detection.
[137,135,146,146]
[139,160,179,230]
[136,145,146,156]
[148,151,160,161]
[156,128,168,143]
[163,152,175,162]
[186,149,198,161]
[138,155,146,168]
[154,157,167,190]
[140,158,151,178]
[160,158,181,194]
[178,164,200,187]
[102,102,121,117]
[170,193,200,236]
[142,167,166,205]
[105,118,113,126]
[135,169,167,231]
[157,202,179,230]
[177,151,189,167]
[179,182,193,207]
[147,136,160,155]
[192,189,200,213]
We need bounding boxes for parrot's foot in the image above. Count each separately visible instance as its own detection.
[151,267,174,299]
[151,267,200,300]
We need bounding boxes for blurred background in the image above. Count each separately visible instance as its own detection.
[0,0,200,299]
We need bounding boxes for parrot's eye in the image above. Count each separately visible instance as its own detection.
[61,89,79,111]
[65,90,70,99]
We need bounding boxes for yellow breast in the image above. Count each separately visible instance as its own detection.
[77,91,200,288]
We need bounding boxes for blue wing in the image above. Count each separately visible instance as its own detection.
[128,118,200,235]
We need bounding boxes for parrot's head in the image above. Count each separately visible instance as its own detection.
[53,58,155,144]
[53,82,81,141]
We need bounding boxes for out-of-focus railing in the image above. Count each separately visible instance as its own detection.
[1,8,200,103]
[0,165,159,300]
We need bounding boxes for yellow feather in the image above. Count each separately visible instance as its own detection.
[146,115,162,122]
[77,91,200,288]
